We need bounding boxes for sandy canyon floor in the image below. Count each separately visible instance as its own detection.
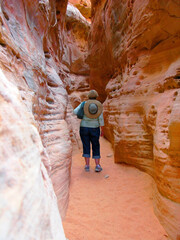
[63,137,168,240]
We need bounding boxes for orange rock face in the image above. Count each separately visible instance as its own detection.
[64,3,91,144]
[69,0,91,20]
[0,0,77,238]
[89,0,180,239]
[0,69,66,239]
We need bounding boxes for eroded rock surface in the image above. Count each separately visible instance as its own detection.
[64,3,91,145]
[0,0,83,238]
[1,0,179,239]
[88,0,180,239]
[0,69,66,239]
[69,0,91,20]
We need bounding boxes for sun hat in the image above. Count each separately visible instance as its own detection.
[84,99,103,119]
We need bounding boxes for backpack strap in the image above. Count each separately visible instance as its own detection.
[77,101,86,119]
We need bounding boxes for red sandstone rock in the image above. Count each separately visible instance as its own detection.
[69,0,91,20]
[64,3,90,144]
[0,0,91,236]
[89,0,180,239]
[0,0,74,238]
[65,3,90,76]
[2,0,180,239]
[0,69,66,239]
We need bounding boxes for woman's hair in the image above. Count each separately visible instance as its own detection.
[88,90,99,99]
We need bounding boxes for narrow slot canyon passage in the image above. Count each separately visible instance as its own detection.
[63,138,167,240]
[0,0,179,239]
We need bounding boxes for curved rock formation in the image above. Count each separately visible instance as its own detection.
[0,0,79,238]
[0,69,66,239]
[88,0,180,239]
[1,0,179,239]
[69,0,91,20]
[64,3,91,145]
[0,0,91,237]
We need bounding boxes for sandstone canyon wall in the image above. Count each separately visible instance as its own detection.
[88,0,180,239]
[0,0,90,238]
[69,0,91,20]
[64,2,90,103]
[1,0,180,239]
[64,2,91,145]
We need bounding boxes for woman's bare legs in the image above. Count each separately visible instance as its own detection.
[85,157,90,166]
[95,158,100,166]
[84,158,102,172]
[84,157,90,171]
[94,158,102,172]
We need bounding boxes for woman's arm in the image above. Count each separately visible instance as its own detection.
[99,112,104,136]
[99,112,104,126]
[73,103,82,115]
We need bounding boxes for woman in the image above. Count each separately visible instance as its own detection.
[73,90,104,172]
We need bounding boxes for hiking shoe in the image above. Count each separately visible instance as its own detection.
[84,165,90,172]
[95,165,102,172]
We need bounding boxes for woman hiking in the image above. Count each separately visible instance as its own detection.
[73,90,104,172]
